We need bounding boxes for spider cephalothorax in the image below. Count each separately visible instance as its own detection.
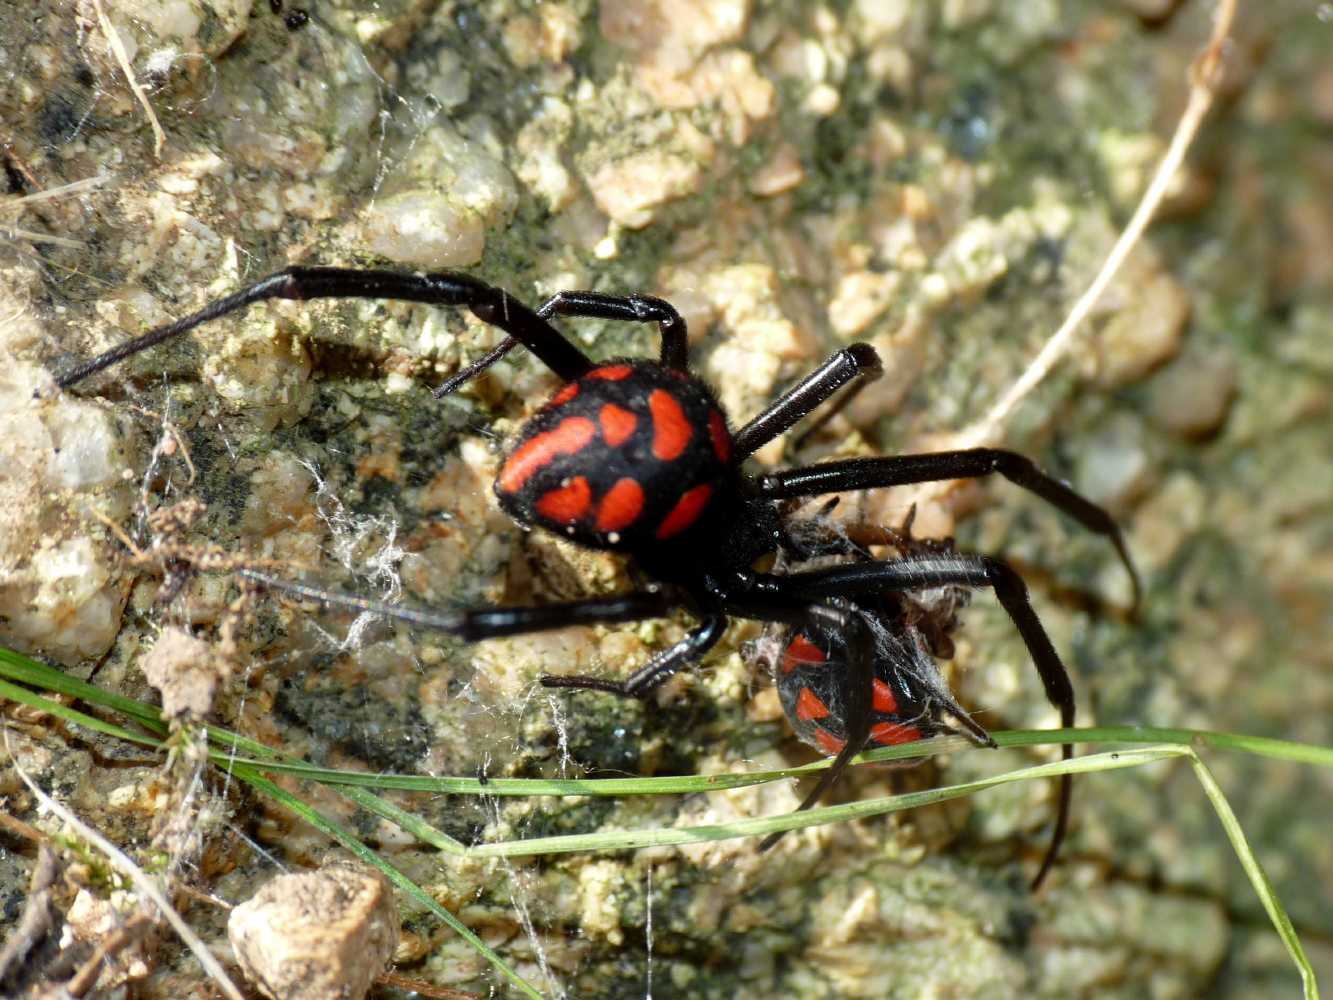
[54,265,1139,886]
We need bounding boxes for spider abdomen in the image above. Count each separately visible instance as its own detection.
[775,622,939,756]
[495,360,735,551]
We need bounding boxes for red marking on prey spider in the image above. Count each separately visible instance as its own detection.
[815,729,846,755]
[782,633,826,674]
[872,678,899,714]
[795,687,831,722]
[870,721,923,745]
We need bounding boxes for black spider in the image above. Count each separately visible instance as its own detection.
[53,265,1139,886]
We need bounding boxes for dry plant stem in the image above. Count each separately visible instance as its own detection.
[89,0,166,156]
[2,728,246,1000]
[0,172,107,209]
[377,970,484,1000]
[131,404,198,485]
[65,913,154,998]
[2,173,108,249]
[0,172,108,209]
[951,0,1239,451]
[87,505,290,577]
[0,845,59,985]
[0,224,85,249]
[0,806,49,844]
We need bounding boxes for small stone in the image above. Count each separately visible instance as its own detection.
[585,147,710,229]
[361,191,486,269]
[1075,412,1155,511]
[827,270,901,339]
[850,0,913,43]
[1093,246,1192,388]
[0,360,139,664]
[65,890,150,990]
[1145,343,1238,439]
[228,864,399,1000]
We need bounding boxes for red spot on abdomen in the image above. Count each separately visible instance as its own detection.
[870,721,923,746]
[872,678,899,714]
[649,389,692,460]
[782,633,826,674]
[815,729,846,755]
[709,409,731,463]
[795,687,830,722]
[588,364,632,381]
[549,382,579,407]
[655,484,712,538]
[599,404,638,447]
[595,478,645,533]
[535,476,592,523]
[498,417,596,492]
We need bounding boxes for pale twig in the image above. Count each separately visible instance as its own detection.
[3,728,245,1000]
[0,225,86,249]
[951,0,1238,451]
[0,172,109,250]
[65,913,154,998]
[377,970,483,1000]
[0,172,110,210]
[89,0,166,156]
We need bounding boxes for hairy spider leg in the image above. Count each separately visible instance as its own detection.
[54,266,594,391]
[432,290,690,397]
[238,570,681,640]
[730,343,884,459]
[791,376,873,450]
[753,554,1073,889]
[759,448,1141,608]
[541,616,727,697]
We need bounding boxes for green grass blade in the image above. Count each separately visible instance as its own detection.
[3,641,1327,998]
[335,785,469,856]
[0,678,165,750]
[1186,750,1319,1000]
[0,646,165,732]
[463,746,1186,857]
[994,726,1333,768]
[212,727,1333,799]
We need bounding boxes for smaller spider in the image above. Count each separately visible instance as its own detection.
[53,264,1139,886]
[754,506,1070,872]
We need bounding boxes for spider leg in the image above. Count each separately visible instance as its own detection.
[430,337,522,398]
[537,290,690,370]
[540,615,727,697]
[753,555,1073,888]
[433,291,690,397]
[239,570,677,640]
[54,266,593,391]
[759,449,1141,608]
[757,601,875,852]
[731,344,883,459]
[791,376,872,450]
